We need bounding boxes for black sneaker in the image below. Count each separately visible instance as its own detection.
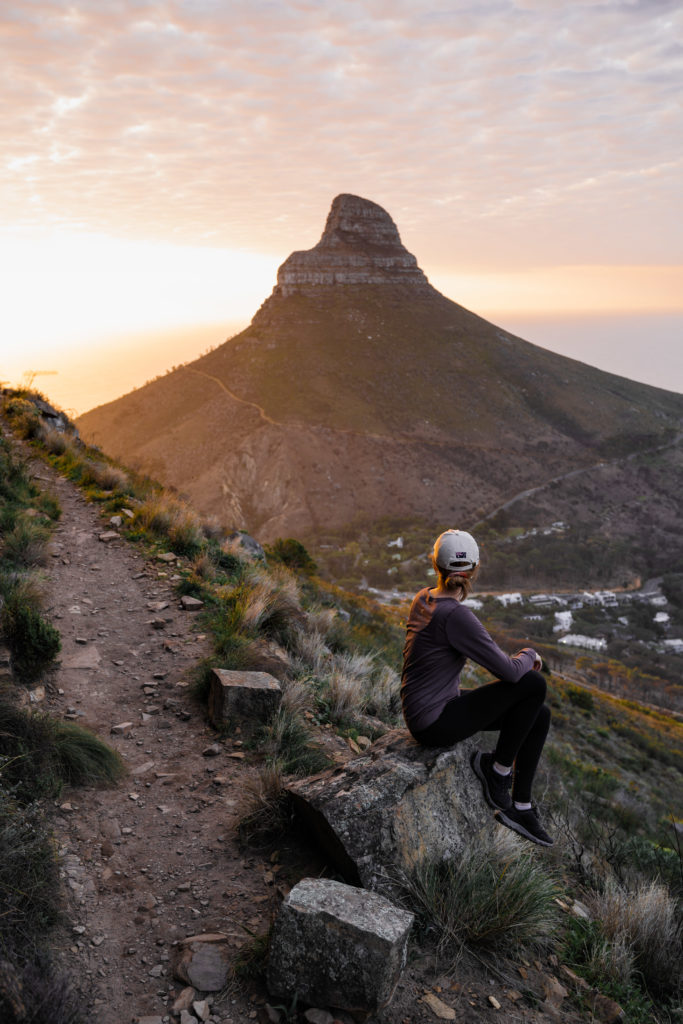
[470,749,513,811]
[494,805,554,847]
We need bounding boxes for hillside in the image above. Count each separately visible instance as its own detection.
[77,194,683,552]
[2,392,682,1023]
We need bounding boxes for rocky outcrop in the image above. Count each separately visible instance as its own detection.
[287,730,492,891]
[274,194,432,296]
[267,878,413,1014]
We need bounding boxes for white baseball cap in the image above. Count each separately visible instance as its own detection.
[433,529,479,572]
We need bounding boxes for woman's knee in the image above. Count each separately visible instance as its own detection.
[518,668,547,702]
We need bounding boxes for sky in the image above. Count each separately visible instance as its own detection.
[1,0,682,415]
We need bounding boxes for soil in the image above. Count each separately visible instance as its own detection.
[23,451,589,1024]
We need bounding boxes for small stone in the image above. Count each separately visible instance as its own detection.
[181,595,204,611]
[91,935,105,946]
[75,637,88,645]
[356,735,372,750]
[193,1000,211,1021]
[109,515,123,527]
[128,793,139,801]
[172,988,197,1013]
[422,992,456,1019]
[488,995,501,1010]
[110,722,133,735]
[202,744,222,758]
[148,601,170,612]
[121,507,135,519]
[148,964,164,977]
[72,925,86,934]
[98,531,119,542]
[179,1011,196,1024]
[149,618,166,630]
[157,552,177,562]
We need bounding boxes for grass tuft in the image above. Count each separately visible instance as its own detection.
[0,697,125,801]
[402,828,560,958]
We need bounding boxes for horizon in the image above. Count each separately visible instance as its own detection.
[2,1,682,412]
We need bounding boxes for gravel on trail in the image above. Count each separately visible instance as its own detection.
[35,461,284,1024]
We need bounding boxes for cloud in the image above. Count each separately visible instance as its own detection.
[0,0,681,270]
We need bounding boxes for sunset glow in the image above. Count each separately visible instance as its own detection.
[1,0,682,412]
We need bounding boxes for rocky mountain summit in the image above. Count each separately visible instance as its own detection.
[275,193,431,296]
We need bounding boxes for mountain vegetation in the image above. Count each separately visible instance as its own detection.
[2,390,681,1022]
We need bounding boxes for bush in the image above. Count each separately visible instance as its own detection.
[402,829,559,958]
[2,518,51,567]
[267,538,317,575]
[587,878,682,997]
[0,581,61,682]
[0,699,125,801]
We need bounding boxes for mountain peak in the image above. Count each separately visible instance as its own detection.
[275,193,431,296]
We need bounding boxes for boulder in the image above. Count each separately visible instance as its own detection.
[223,531,265,561]
[287,729,491,890]
[267,878,413,1013]
[208,668,282,728]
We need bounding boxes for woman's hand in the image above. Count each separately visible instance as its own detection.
[533,656,543,671]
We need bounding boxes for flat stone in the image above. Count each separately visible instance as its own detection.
[110,722,134,735]
[61,646,101,670]
[267,878,413,1013]
[98,531,120,542]
[157,552,177,563]
[172,988,196,1013]
[173,933,231,992]
[181,595,204,610]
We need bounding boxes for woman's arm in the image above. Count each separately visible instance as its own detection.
[445,604,538,682]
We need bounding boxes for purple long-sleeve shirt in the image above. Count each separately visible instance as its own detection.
[401,588,538,733]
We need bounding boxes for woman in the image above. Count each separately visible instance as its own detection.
[401,528,553,846]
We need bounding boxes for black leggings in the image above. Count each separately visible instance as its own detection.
[412,670,550,803]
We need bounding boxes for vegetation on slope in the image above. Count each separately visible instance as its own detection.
[4,389,682,1021]
[0,401,125,1024]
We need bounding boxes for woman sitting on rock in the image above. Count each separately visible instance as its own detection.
[401,529,553,846]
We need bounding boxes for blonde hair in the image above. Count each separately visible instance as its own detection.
[431,556,479,600]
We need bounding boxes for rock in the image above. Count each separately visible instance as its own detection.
[136,1017,164,1024]
[179,1013,196,1024]
[98,531,119,542]
[111,722,133,735]
[590,991,625,1023]
[181,595,204,611]
[287,730,491,889]
[157,552,177,563]
[267,877,413,1013]
[541,974,568,1007]
[208,668,282,728]
[173,933,231,992]
[172,987,196,1013]
[109,515,123,527]
[275,194,431,297]
[223,530,265,561]
[488,995,501,1010]
[192,1000,210,1021]
[422,992,456,1019]
[303,1010,334,1024]
[147,601,169,612]
[202,744,223,757]
[29,686,46,703]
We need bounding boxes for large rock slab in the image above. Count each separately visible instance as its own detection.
[208,668,282,727]
[287,730,490,890]
[267,878,413,1013]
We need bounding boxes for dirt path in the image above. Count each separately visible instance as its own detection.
[32,460,284,1024]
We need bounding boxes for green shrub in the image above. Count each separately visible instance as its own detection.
[0,783,61,957]
[2,518,51,567]
[0,582,61,682]
[403,829,559,958]
[267,538,318,575]
[0,699,125,801]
